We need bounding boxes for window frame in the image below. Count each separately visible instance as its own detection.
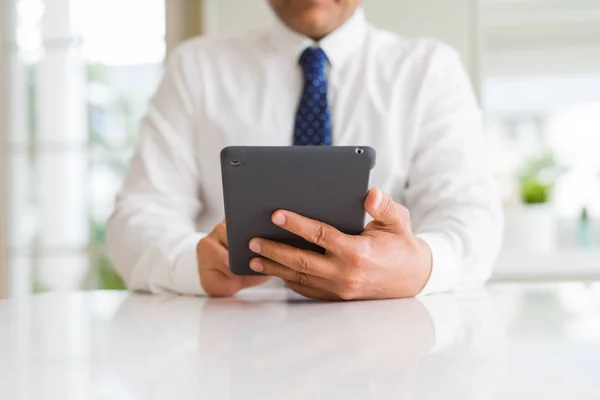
[0,0,8,298]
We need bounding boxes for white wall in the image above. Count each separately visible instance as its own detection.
[362,0,480,85]
[483,0,600,76]
[202,0,481,87]
[201,0,274,36]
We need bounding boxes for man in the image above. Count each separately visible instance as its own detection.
[106,0,503,300]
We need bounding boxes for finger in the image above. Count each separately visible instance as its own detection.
[213,242,271,288]
[199,236,230,274]
[214,220,228,248]
[364,188,410,233]
[200,259,240,297]
[201,245,269,296]
[203,267,270,297]
[249,258,332,291]
[212,240,234,278]
[271,210,350,253]
[249,238,337,280]
[286,281,343,301]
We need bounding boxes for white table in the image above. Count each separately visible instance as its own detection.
[1,283,599,400]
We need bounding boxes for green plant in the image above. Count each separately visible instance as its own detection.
[520,177,551,204]
[81,219,126,291]
[81,251,126,291]
[95,254,127,290]
[519,152,563,205]
[32,281,50,294]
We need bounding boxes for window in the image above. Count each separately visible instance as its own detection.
[4,0,166,295]
[482,0,600,252]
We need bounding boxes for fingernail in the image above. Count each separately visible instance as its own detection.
[250,259,264,273]
[249,240,261,253]
[373,188,382,209]
[272,212,286,226]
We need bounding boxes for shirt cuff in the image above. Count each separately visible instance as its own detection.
[171,233,208,296]
[416,232,459,296]
[418,294,461,353]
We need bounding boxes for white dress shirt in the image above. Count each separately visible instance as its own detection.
[106,8,503,296]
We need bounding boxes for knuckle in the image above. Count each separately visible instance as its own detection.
[197,237,208,251]
[263,245,277,260]
[337,287,358,301]
[336,267,365,301]
[347,241,370,267]
[342,270,363,290]
[198,237,216,255]
[295,271,310,286]
[347,251,364,268]
[382,196,396,216]
[311,225,328,247]
[293,254,311,274]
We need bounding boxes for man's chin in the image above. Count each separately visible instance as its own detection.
[293,10,337,38]
[295,0,338,7]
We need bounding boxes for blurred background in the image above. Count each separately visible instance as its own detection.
[1,0,600,297]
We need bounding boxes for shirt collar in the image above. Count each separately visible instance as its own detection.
[270,7,368,68]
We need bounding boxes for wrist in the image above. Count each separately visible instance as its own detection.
[412,237,434,295]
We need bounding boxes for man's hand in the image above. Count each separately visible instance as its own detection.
[198,221,271,297]
[248,188,433,300]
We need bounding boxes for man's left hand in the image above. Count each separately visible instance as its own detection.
[248,188,433,300]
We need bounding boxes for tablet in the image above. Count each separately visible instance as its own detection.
[221,146,376,276]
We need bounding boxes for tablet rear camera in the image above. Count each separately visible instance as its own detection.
[355,148,364,155]
[231,160,241,167]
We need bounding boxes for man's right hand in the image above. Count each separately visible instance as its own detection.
[198,221,272,297]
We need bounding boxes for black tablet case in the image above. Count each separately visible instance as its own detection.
[221,146,376,276]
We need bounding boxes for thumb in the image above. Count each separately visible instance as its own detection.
[365,188,410,233]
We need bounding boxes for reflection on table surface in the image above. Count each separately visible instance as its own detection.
[1,283,600,400]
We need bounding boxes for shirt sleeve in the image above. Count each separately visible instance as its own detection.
[106,43,208,295]
[404,44,503,295]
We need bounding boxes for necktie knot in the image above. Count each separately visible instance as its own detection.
[299,47,328,79]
